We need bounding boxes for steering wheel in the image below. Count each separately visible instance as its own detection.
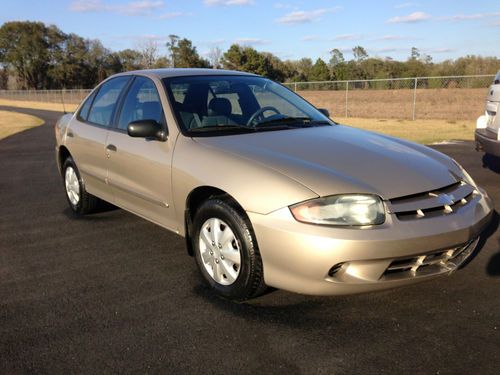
[246,106,281,126]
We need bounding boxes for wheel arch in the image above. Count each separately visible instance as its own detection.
[184,185,245,256]
[58,146,72,175]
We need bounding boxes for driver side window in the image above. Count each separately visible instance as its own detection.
[118,77,164,131]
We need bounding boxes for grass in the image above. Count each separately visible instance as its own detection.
[299,88,486,121]
[0,99,78,112]
[338,117,474,144]
[0,110,44,140]
[0,93,477,144]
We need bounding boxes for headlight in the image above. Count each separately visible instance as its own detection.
[290,194,385,226]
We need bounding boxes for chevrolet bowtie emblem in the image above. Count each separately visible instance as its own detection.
[438,193,455,206]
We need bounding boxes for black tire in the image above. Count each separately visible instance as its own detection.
[62,156,99,215]
[192,198,267,301]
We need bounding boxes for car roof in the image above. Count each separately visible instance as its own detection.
[115,68,259,80]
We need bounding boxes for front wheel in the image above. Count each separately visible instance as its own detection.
[62,157,99,215]
[192,198,266,300]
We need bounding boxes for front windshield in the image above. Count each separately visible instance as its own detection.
[163,75,332,135]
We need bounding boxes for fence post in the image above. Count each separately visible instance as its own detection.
[345,81,349,118]
[412,77,418,121]
[294,82,297,92]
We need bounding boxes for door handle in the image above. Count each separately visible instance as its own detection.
[67,130,74,138]
[106,144,117,152]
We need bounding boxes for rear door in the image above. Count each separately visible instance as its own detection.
[67,76,131,202]
[106,76,176,230]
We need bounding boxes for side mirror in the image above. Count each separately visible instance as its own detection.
[318,108,330,118]
[127,120,167,141]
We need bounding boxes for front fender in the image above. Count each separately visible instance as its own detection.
[171,136,318,232]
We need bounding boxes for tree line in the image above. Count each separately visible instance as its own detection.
[0,21,498,90]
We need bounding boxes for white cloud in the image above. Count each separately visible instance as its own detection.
[277,7,341,24]
[440,12,500,21]
[70,0,102,12]
[491,19,500,26]
[204,0,253,6]
[70,0,164,16]
[387,11,431,24]
[374,47,408,53]
[374,35,407,41]
[332,33,362,41]
[426,48,455,53]
[234,38,270,45]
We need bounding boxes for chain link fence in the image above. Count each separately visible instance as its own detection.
[0,75,495,121]
[283,75,495,120]
[0,89,91,105]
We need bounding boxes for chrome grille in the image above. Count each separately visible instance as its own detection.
[382,238,478,280]
[388,181,476,221]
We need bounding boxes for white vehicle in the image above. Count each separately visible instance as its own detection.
[475,71,500,156]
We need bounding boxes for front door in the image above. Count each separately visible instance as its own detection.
[106,76,176,230]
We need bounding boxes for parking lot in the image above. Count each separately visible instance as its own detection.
[1,106,499,374]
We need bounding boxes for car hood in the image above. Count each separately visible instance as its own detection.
[193,125,462,199]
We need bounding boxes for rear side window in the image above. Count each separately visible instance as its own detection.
[88,77,130,127]
[117,77,164,131]
[495,71,500,84]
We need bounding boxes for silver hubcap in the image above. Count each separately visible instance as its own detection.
[65,166,80,206]
[199,218,241,285]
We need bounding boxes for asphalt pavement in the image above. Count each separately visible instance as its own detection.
[1,106,499,374]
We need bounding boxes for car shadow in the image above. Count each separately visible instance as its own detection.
[460,210,499,269]
[62,201,119,220]
[487,242,500,276]
[482,153,500,173]
[192,282,334,328]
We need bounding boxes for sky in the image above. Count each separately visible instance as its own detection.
[1,0,500,62]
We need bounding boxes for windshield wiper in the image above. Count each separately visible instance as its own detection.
[253,116,330,128]
[189,124,254,133]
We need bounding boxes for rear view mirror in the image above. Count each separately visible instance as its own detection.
[127,120,167,141]
[318,108,330,118]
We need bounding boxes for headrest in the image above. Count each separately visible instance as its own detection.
[208,98,232,117]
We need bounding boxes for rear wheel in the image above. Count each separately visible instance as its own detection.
[62,157,98,215]
[192,198,266,300]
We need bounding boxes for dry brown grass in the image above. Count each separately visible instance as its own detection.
[0,99,78,112]
[0,110,44,139]
[0,89,480,144]
[299,88,485,121]
[339,117,474,144]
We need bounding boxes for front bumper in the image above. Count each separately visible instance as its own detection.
[248,191,493,295]
[475,128,500,157]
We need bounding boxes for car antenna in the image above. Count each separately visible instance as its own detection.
[61,89,67,114]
